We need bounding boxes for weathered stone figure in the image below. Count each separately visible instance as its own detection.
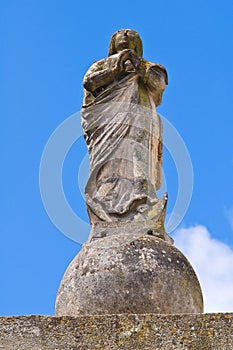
[81,29,168,229]
[56,30,204,316]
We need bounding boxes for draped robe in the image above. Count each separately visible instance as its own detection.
[81,54,167,223]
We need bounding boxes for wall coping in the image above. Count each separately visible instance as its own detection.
[0,313,233,349]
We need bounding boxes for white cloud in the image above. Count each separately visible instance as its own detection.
[173,225,233,313]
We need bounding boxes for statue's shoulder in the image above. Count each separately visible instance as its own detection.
[87,54,119,73]
[87,55,115,70]
[142,58,167,71]
[86,58,105,72]
[142,59,168,85]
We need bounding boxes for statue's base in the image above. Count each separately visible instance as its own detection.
[87,193,173,244]
[56,233,203,316]
[1,313,233,349]
[88,219,173,244]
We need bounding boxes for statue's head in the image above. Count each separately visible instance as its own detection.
[108,29,143,57]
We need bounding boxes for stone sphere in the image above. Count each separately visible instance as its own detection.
[56,233,203,316]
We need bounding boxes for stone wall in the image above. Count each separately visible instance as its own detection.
[0,313,233,349]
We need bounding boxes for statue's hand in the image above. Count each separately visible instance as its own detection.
[117,49,140,73]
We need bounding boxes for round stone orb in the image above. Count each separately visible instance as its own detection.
[56,233,203,316]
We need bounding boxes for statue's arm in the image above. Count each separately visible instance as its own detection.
[83,50,142,96]
[139,60,168,106]
[83,58,118,95]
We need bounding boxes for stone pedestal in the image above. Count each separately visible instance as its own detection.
[56,232,203,316]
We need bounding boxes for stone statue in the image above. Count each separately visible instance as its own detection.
[81,29,172,243]
[55,30,204,316]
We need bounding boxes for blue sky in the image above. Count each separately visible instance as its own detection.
[1,0,233,315]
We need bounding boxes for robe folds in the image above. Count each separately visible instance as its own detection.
[81,70,164,222]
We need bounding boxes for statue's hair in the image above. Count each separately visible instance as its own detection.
[108,29,143,57]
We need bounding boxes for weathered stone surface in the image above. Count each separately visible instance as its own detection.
[70,29,204,319]
[88,217,173,244]
[81,29,168,226]
[1,313,233,349]
[56,233,203,316]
